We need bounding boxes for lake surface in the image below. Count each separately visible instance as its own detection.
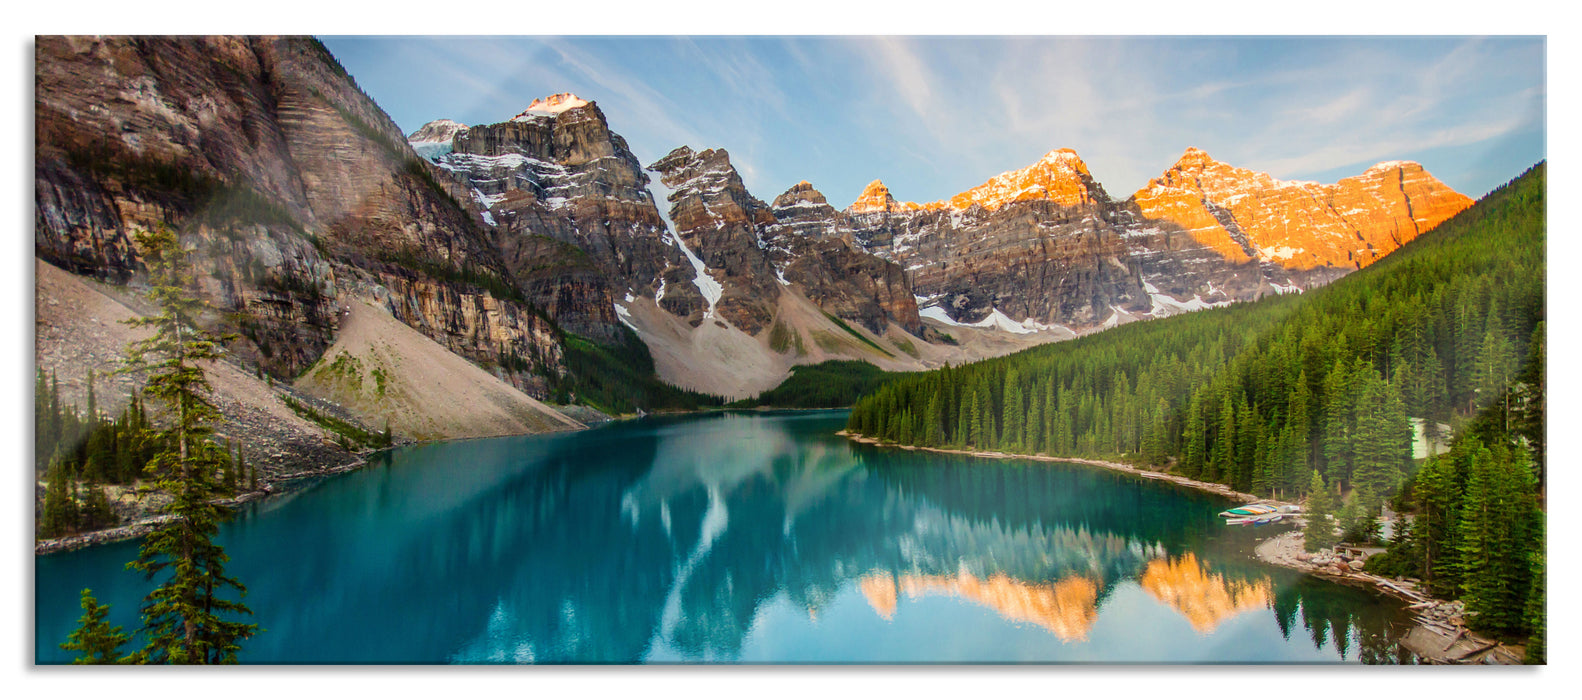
[36,410,1416,664]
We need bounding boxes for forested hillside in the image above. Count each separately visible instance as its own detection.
[847,162,1545,649]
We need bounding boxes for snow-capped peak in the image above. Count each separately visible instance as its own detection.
[515,93,589,120]
[407,118,469,143]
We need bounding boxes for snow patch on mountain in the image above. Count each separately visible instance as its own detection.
[1142,280,1231,318]
[665,230,722,318]
[918,306,1068,335]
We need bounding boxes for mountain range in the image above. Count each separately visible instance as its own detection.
[34,36,1472,475]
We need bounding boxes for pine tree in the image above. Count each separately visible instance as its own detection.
[923,391,943,447]
[1523,523,1546,664]
[1458,443,1540,634]
[121,225,257,664]
[1410,451,1464,594]
[1322,360,1354,488]
[1303,470,1339,552]
[60,589,129,664]
[1002,369,1024,452]
[41,462,80,538]
[81,483,118,530]
[221,438,237,496]
[1351,369,1411,498]
[1335,492,1361,543]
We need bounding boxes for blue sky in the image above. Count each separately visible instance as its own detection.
[321,36,1544,206]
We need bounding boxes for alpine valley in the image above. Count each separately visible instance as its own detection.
[35,36,1472,529]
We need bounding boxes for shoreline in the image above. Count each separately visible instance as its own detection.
[33,453,380,556]
[837,430,1281,506]
[838,430,1524,665]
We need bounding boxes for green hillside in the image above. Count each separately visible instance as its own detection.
[731,360,898,409]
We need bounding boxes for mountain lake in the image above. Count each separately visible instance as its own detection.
[35,410,1418,664]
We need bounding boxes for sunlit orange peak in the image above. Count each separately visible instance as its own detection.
[516,92,590,119]
[862,571,1100,641]
[1138,553,1273,633]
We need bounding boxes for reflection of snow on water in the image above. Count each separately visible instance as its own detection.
[449,599,537,664]
[652,486,729,657]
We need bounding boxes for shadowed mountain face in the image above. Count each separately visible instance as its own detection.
[34,36,565,395]
[38,412,1418,663]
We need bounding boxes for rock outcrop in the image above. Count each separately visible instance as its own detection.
[35,36,566,397]
[647,146,782,333]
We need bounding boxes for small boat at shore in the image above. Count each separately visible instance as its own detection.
[1224,513,1286,526]
[1219,503,1279,518]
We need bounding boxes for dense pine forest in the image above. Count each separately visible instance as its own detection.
[730,360,899,409]
[848,163,1545,651]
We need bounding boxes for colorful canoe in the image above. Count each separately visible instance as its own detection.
[1218,503,1279,518]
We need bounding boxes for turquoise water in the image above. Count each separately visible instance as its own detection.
[35,411,1414,664]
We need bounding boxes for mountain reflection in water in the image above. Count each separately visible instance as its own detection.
[35,411,1415,664]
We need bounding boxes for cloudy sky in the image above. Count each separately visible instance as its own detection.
[320,36,1544,207]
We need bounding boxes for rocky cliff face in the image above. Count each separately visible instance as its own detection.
[767,182,923,336]
[840,148,1471,329]
[35,36,566,395]
[646,146,782,334]
[409,97,680,343]
[646,147,923,337]
[846,150,1149,329]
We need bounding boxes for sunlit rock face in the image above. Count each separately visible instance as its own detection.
[841,147,1471,330]
[1128,148,1473,271]
[860,572,1101,642]
[1138,553,1273,633]
[845,149,1147,329]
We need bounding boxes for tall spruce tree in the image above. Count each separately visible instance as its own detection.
[1303,470,1339,552]
[120,225,257,664]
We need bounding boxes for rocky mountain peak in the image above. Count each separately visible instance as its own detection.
[1130,152,1472,271]
[1174,146,1215,168]
[515,92,590,120]
[848,179,905,213]
[944,147,1107,210]
[1040,147,1088,169]
[1365,159,1422,174]
[772,180,830,209]
[407,118,470,144]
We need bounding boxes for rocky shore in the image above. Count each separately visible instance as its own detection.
[1254,528,1523,664]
